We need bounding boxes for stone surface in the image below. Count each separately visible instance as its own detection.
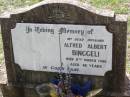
[0,0,128,97]
[11,23,112,76]
[0,89,3,97]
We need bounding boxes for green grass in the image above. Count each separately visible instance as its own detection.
[11,0,43,7]
[0,0,42,13]
[0,34,4,64]
[128,36,130,41]
[128,18,130,34]
[88,0,129,14]
[128,44,130,49]
[0,0,129,14]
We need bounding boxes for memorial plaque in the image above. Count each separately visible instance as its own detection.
[11,23,112,76]
[0,1,128,96]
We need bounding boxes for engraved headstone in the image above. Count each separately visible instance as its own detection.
[0,0,128,97]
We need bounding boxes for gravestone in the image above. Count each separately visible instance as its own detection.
[0,0,128,97]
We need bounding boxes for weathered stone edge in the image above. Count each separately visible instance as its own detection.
[115,14,128,22]
[0,0,115,19]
